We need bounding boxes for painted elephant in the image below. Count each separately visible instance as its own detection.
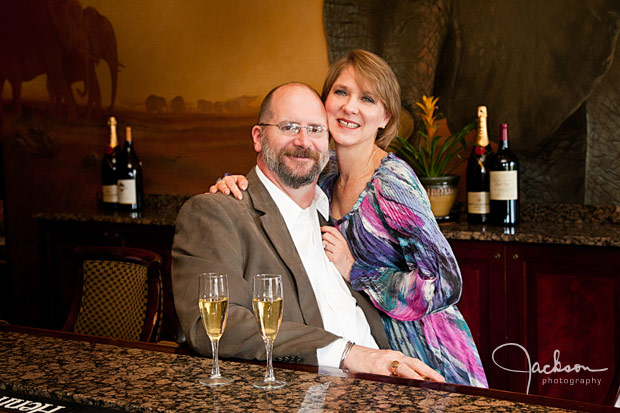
[146,95,167,113]
[0,0,90,119]
[197,99,213,113]
[324,0,620,203]
[47,6,121,118]
[170,96,186,114]
[83,7,120,113]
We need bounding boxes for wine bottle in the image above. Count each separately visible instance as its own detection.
[490,123,520,225]
[117,126,143,211]
[101,116,119,210]
[466,106,492,224]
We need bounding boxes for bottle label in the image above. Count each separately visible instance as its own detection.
[118,179,137,204]
[467,192,490,213]
[490,171,518,200]
[102,185,118,203]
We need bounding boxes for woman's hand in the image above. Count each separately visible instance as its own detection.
[208,175,248,200]
[342,345,445,382]
[321,226,354,282]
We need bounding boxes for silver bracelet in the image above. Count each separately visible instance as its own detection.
[339,341,355,370]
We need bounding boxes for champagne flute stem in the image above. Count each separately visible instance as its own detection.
[210,338,221,378]
[264,339,275,382]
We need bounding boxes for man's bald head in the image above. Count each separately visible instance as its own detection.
[257,82,322,124]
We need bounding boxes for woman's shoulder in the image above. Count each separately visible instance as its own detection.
[374,153,420,188]
[372,153,429,207]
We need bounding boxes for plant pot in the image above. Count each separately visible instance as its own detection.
[419,175,460,222]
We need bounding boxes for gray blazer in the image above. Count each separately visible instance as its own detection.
[172,168,389,365]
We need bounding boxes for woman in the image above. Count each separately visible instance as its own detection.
[211,50,487,387]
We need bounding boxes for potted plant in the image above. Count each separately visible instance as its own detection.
[391,95,475,222]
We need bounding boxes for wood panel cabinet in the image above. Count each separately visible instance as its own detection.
[450,240,619,405]
[448,241,508,390]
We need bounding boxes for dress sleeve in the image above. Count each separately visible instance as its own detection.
[349,161,462,322]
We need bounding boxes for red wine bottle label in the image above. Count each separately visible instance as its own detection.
[490,171,518,200]
[102,185,118,203]
[117,179,137,204]
[467,192,490,213]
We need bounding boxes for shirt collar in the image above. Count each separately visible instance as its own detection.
[255,165,329,227]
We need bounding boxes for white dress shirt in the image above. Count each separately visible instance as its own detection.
[256,166,378,368]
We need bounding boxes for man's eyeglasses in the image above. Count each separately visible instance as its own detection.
[258,121,328,137]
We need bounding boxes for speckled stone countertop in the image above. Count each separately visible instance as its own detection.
[33,194,189,227]
[2,329,612,413]
[439,203,620,247]
[34,195,620,248]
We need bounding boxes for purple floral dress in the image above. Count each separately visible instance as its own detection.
[319,152,488,387]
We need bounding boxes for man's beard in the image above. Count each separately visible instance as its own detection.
[261,136,328,189]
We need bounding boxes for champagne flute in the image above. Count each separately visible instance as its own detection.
[252,273,285,389]
[198,272,232,386]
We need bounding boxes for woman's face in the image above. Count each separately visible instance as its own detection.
[324,65,391,148]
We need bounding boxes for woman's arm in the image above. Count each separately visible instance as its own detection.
[349,162,462,322]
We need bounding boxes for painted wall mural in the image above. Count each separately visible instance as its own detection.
[1,0,329,199]
[0,0,329,329]
[0,0,329,204]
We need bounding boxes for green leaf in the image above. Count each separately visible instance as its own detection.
[390,98,477,177]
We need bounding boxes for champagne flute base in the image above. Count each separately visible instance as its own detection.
[199,375,233,386]
[252,379,286,390]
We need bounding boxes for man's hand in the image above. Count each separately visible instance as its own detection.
[208,175,248,200]
[321,226,354,282]
[342,345,445,382]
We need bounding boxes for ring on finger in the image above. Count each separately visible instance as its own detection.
[390,360,401,376]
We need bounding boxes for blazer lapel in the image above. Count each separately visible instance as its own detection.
[246,169,325,329]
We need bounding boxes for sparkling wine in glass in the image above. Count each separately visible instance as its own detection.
[198,272,232,386]
[252,273,285,389]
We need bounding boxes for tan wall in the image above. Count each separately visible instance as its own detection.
[9,0,330,111]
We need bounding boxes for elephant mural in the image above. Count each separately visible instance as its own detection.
[47,6,121,118]
[83,7,120,114]
[0,0,90,119]
[170,96,186,114]
[324,0,620,204]
[145,94,167,113]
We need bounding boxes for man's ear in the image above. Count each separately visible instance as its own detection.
[252,125,263,152]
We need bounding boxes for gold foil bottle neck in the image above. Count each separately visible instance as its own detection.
[107,116,118,147]
[125,126,133,143]
[476,106,489,147]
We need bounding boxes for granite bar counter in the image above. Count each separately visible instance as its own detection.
[0,326,616,412]
[33,195,620,248]
[34,194,189,227]
[439,203,620,247]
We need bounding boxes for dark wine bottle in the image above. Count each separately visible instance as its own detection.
[101,116,119,210]
[117,126,143,211]
[466,106,492,224]
[490,123,520,225]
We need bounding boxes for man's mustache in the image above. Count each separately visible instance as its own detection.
[281,147,320,161]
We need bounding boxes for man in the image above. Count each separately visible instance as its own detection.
[172,82,443,381]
